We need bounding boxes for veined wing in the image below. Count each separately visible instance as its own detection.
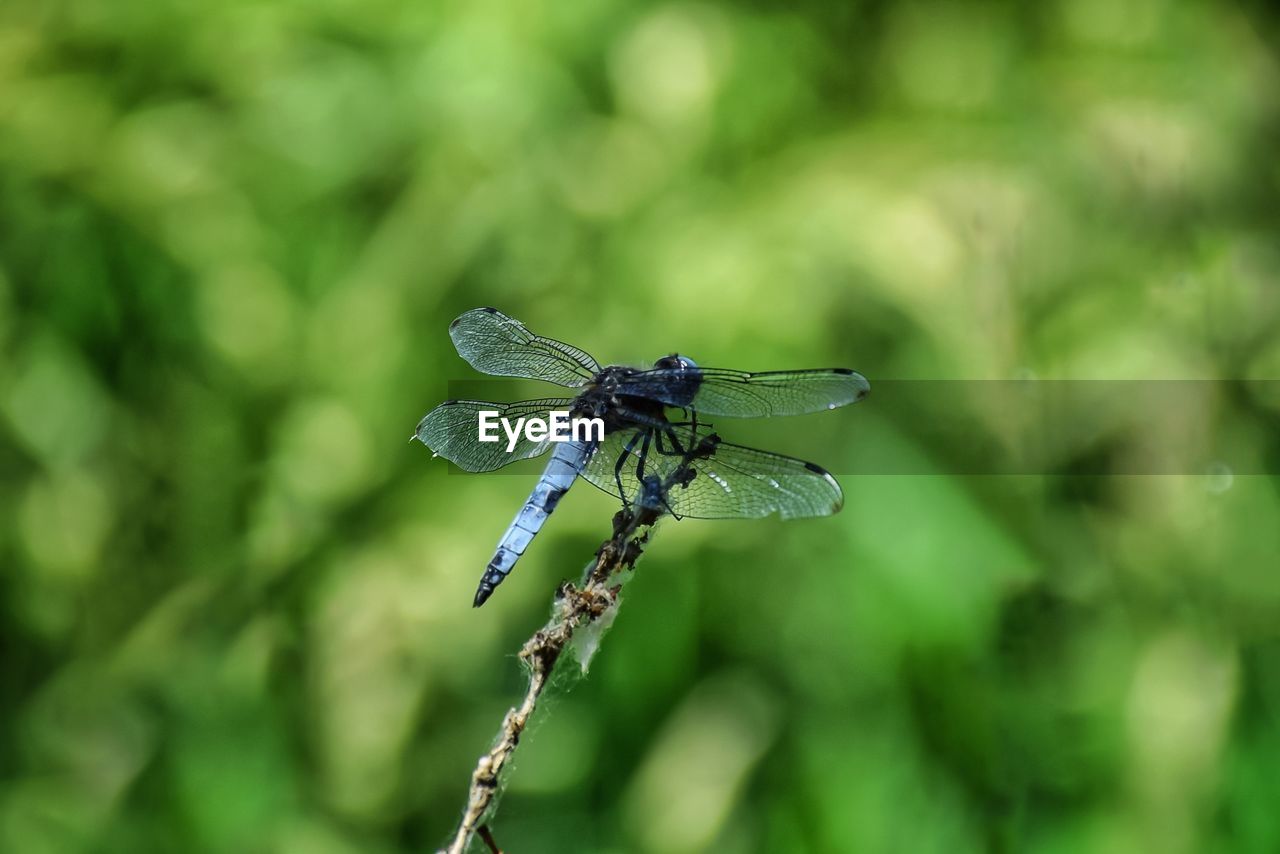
[616,367,869,417]
[449,307,600,388]
[580,427,843,519]
[414,398,574,472]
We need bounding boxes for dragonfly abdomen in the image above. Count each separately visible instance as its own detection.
[473,439,593,607]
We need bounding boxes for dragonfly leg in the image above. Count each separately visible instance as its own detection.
[652,427,670,456]
[614,431,643,505]
[634,430,654,482]
[655,424,686,456]
[654,414,712,458]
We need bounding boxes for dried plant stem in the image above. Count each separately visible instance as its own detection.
[440,507,658,854]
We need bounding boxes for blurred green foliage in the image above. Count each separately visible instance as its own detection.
[3,0,1280,852]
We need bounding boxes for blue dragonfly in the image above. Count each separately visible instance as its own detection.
[415,308,869,606]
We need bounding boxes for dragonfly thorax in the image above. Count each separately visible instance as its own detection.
[572,382,666,431]
[573,361,687,430]
[588,364,642,394]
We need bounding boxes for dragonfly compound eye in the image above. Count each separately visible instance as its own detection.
[654,353,698,371]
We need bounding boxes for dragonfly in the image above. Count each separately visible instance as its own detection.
[414,307,870,606]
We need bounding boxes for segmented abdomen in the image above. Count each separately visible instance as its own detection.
[472,439,593,606]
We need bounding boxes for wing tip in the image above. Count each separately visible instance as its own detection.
[818,369,871,407]
[801,460,844,515]
[844,369,871,400]
[450,307,502,331]
[837,373,870,407]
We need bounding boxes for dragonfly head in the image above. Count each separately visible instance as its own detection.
[654,353,698,372]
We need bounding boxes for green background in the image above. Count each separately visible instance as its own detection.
[3,1,1280,852]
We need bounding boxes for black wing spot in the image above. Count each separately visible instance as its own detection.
[833,368,854,375]
[480,306,500,314]
[803,461,832,475]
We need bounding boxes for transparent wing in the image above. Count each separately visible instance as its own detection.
[449,307,600,388]
[414,398,575,472]
[616,367,870,417]
[580,427,843,519]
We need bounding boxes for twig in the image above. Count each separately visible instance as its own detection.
[440,505,660,854]
[476,825,501,854]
